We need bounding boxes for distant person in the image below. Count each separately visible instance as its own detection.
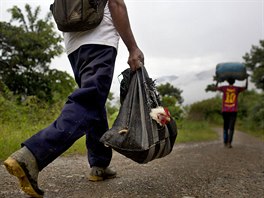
[213,78,248,148]
[3,1,144,197]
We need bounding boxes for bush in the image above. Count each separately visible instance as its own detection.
[187,97,222,123]
[238,91,264,136]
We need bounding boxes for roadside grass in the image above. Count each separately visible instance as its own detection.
[0,122,50,160]
[2,121,261,160]
[2,117,263,160]
[237,125,264,141]
[0,122,88,160]
[176,120,219,143]
[0,118,219,160]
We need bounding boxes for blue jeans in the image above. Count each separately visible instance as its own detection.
[23,44,117,171]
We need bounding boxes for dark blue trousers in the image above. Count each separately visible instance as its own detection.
[23,44,117,171]
[222,112,237,144]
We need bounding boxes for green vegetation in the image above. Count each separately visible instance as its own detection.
[176,120,218,143]
[0,4,74,103]
[0,93,63,159]
[243,40,264,91]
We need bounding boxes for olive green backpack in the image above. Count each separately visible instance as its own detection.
[50,0,108,32]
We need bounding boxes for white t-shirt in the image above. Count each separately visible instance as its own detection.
[63,3,120,55]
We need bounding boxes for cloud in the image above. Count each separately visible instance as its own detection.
[126,0,263,59]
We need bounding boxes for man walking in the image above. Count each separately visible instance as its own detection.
[4,0,144,197]
[214,78,248,148]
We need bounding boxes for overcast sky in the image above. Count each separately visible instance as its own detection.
[1,0,263,103]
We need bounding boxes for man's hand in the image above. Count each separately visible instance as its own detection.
[128,47,144,71]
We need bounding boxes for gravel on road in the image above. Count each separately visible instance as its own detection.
[1,128,263,198]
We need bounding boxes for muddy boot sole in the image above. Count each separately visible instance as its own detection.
[88,175,105,182]
[88,174,116,182]
[88,167,117,182]
[4,157,43,198]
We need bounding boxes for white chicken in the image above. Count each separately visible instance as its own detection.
[149,106,171,126]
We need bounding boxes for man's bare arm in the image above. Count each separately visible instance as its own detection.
[108,0,144,71]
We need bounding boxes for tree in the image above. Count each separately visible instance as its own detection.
[156,83,183,119]
[0,4,71,102]
[243,40,264,91]
[156,82,184,104]
[48,69,77,102]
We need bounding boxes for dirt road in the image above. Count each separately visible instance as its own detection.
[1,128,263,198]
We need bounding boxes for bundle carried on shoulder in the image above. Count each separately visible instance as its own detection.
[100,66,177,164]
[215,62,248,82]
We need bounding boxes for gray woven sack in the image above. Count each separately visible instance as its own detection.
[100,66,177,164]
